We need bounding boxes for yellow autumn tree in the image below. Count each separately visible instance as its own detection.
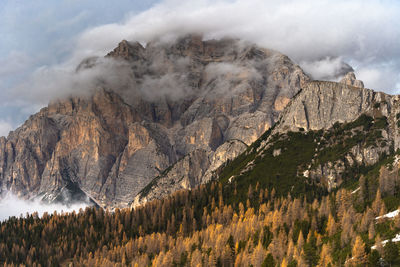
[281,257,288,267]
[318,243,333,267]
[326,214,337,236]
[351,236,366,265]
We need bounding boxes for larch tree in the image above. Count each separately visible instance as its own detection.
[372,189,384,216]
[252,241,266,267]
[368,223,375,240]
[351,236,366,265]
[326,214,337,236]
[318,243,333,267]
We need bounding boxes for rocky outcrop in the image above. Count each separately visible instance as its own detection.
[0,35,309,208]
[274,80,390,133]
[255,75,400,192]
[133,139,247,207]
[340,72,364,88]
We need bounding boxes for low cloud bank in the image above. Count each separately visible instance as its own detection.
[8,0,400,108]
[71,0,400,92]
[0,192,89,221]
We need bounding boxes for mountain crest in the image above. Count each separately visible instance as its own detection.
[106,39,145,61]
[0,36,309,208]
[340,71,364,88]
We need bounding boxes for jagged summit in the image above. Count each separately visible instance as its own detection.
[0,34,397,210]
[106,39,145,61]
[340,71,364,88]
[0,35,309,208]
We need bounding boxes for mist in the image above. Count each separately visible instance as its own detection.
[0,192,89,221]
[70,0,400,92]
[1,0,399,134]
[0,120,13,137]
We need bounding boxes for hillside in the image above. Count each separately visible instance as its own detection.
[2,153,400,266]
[3,35,400,267]
[3,73,400,266]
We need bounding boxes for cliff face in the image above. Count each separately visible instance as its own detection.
[272,79,400,190]
[220,75,400,195]
[0,35,309,208]
[274,81,389,133]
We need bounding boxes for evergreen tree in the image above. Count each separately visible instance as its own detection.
[351,236,366,265]
[383,240,399,266]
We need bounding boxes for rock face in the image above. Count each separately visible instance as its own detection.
[0,35,309,208]
[133,139,247,207]
[258,76,400,191]
[214,74,400,198]
[274,80,389,133]
[340,72,364,88]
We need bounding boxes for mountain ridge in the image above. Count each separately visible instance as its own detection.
[0,35,309,208]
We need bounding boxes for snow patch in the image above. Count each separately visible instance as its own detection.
[392,155,400,167]
[372,233,400,249]
[351,187,360,194]
[376,209,400,220]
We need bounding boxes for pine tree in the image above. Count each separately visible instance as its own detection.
[261,253,275,267]
[252,241,266,267]
[359,175,368,203]
[281,257,288,267]
[190,249,203,267]
[368,223,375,240]
[372,189,383,216]
[326,214,337,236]
[318,243,333,267]
[351,236,366,265]
[383,239,399,266]
[297,231,305,251]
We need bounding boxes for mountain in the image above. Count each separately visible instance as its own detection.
[3,82,400,265]
[135,70,398,206]
[0,35,309,208]
[4,35,400,267]
[214,76,400,203]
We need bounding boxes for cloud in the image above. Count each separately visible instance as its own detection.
[68,0,400,93]
[300,57,354,81]
[9,57,137,106]
[1,0,400,133]
[0,120,13,137]
[204,62,263,96]
[0,192,89,221]
[0,51,32,77]
[0,0,159,131]
[205,62,261,80]
[357,65,400,93]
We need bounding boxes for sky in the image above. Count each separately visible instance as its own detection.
[0,0,158,135]
[0,0,400,137]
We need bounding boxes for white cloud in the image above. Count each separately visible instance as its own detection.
[0,51,32,76]
[66,0,400,92]
[2,0,400,118]
[0,192,88,221]
[300,57,353,81]
[0,120,13,137]
[9,57,136,106]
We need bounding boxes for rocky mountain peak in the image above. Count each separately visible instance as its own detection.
[106,40,145,61]
[340,71,364,88]
[0,35,310,208]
